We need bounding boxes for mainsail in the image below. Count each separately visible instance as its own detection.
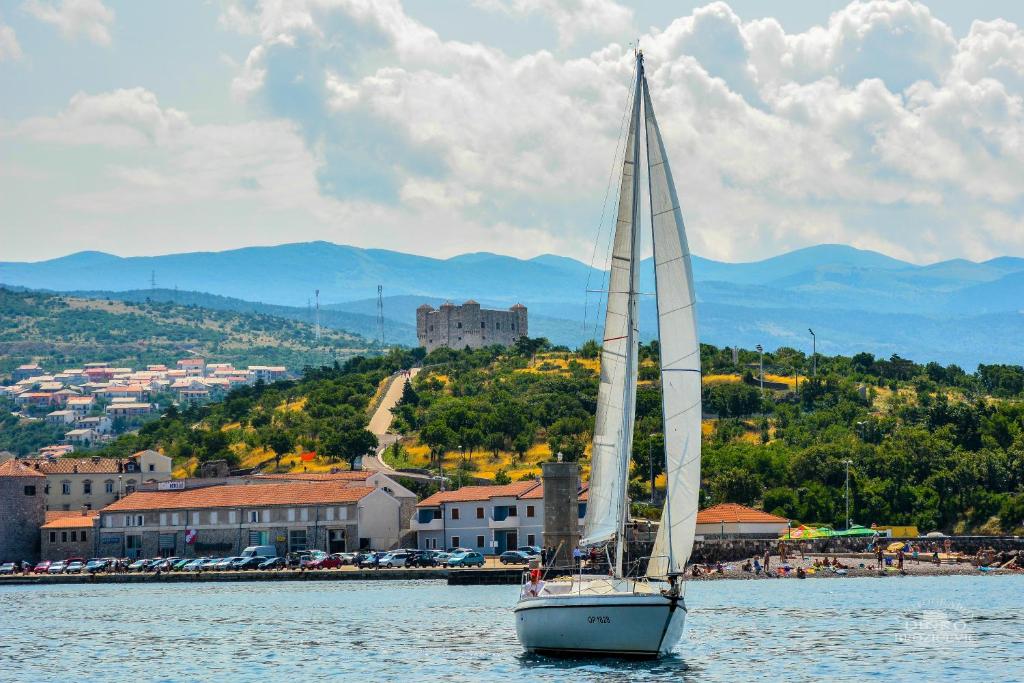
[642,74,702,578]
[581,66,642,551]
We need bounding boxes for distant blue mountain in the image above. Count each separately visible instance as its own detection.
[3,241,1023,368]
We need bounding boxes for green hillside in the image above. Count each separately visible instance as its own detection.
[0,287,369,377]
[32,337,1024,535]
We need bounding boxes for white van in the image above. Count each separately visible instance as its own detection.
[240,545,277,559]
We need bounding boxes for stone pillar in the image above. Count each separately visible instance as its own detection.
[542,461,579,569]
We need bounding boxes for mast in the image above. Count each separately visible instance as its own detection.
[581,52,642,573]
[614,51,644,579]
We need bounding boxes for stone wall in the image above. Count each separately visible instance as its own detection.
[542,462,579,568]
[0,476,45,562]
[417,301,527,352]
[41,526,98,561]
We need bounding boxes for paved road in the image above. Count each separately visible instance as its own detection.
[364,368,423,478]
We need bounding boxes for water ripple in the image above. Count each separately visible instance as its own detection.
[0,575,1021,681]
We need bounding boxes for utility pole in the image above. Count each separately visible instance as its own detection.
[808,328,817,377]
[844,459,852,530]
[376,285,385,348]
[150,270,156,291]
[756,344,764,396]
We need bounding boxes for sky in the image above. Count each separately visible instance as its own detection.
[3,1,1024,265]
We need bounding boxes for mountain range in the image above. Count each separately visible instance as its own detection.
[3,241,1022,368]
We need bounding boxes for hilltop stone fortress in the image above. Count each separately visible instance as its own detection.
[416,301,527,352]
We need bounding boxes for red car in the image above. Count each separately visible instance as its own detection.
[305,555,343,570]
[33,561,52,574]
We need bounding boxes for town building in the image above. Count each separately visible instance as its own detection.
[694,503,790,538]
[12,363,43,382]
[26,450,172,511]
[250,470,417,544]
[411,481,587,554]
[40,510,100,561]
[98,481,401,558]
[0,460,46,562]
[416,300,527,352]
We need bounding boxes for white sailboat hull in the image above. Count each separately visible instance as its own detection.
[514,592,686,658]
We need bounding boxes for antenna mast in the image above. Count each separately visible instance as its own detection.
[315,289,321,342]
[376,285,385,348]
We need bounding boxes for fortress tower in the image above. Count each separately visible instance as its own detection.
[416,300,528,352]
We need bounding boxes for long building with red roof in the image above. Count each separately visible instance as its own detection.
[411,480,588,555]
[98,480,404,559]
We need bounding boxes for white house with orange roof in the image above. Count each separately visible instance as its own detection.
[411,481,588,555]
[695,503,790,538]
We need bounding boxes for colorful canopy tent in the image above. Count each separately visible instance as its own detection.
[832,525,877,537]
[781,525,834,539]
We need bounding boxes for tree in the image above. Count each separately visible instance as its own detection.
[263,429,293,469]
[493,467,512,485]
[320,427,378,470]
[421,421,457,466]
[398,379,419,406]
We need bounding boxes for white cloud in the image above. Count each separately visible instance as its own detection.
[0,21,22,60]
[14,88,189,146]
[8,1,1024,264]
[473,0,634,48]
[23,0,115,46]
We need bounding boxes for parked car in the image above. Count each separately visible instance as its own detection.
[48,560,68,574]
[85,558,108,572]
[149,559,173,572]
[358,551,386,568]
[306,554,344,570]
[446,551,486,568]
[433,552,451,567]
[126,559,148,572]
[171,558,192,571]
[287,551,313,568]
[517,546,542,557]
[446,547,472,554]
[33,560,52,574]
[499,550,532,565]
[0,562,16,575]
[335,552,358,565]
[231,556,265,570]
[65,560,86,574]
[181,558,208,572]
[214,557,243,571]
[198,558,221,571]
[257,556,286,570]
[378,551,411,568]
[407,550,438,568]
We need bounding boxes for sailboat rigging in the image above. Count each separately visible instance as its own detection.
[513,50,702,658]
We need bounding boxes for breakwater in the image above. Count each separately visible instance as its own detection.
[0,567,526,587]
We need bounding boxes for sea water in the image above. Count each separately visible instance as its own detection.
[0,575,1020,681]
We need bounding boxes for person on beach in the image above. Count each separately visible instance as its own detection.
[875,545,884,570]
[897,549,905,573]
[763,549,771,574]
[753,557,761,574]
[572,546,582,571]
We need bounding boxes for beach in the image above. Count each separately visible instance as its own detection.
[684,552,1022,581]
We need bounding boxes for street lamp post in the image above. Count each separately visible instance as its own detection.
[844,459,852,530]
[808,328,817,377]
[649,439,655,504]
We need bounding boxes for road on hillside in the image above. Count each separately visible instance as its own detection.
[363,368,427,479]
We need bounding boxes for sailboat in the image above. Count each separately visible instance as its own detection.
[513,51,702,658]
